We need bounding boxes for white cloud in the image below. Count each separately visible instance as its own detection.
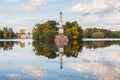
[1,17,47,25]
[68,0,120,27]
[0,6,14,12]
[0,64,45,80]
[8,17,44,23]
[69,0,120,15]
[68,62,120,80]
[91,0,113,14]
[21,65,45,78]
[0,17,48,32]
[22,0,45,11]
[67,49,120,80]
[81,14,101,24]
[69,3,91,15]
[107,12,120,25]
[6,0,19,3]
[0,0,46,12]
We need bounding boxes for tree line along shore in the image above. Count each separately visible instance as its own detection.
[0,20,120,40]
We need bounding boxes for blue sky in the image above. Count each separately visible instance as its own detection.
[0,0,120,32]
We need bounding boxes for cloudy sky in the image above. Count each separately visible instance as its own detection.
[0,0,120,32]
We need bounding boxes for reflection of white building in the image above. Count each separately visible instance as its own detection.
[20,33,32,39]
[55,12,68,69]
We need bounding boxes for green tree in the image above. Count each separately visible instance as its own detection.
[0,29,3,38]
[33,20,58,41]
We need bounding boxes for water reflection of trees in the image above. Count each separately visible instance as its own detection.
[32,41,57,59]
[33,41,120,58]
[64,40,83,58]
[32,40,83,58]
[83,41,120,49]
[0,41,14,50]
[0,40,119,53]
[0,41,31,51]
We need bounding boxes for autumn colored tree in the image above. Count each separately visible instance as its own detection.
[1,27,15,39]
[92,32,104,38]
[20,29,25,35]
[3,27,7,38]
[64,21,83,40]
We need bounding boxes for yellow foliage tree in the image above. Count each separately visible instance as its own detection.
[20,29,25,35]
[70,26,80,40]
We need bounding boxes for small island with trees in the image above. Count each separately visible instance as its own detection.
[32,20,120,41]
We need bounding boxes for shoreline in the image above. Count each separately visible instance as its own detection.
[0,39,33,42]
[0,38,120,41]
[83,38,120,41]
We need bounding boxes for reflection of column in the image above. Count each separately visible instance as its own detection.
[55,12,68,70]
[59,52,63,69]
[59,48,64,69]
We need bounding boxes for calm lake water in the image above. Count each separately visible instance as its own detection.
[0,39,120,80]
